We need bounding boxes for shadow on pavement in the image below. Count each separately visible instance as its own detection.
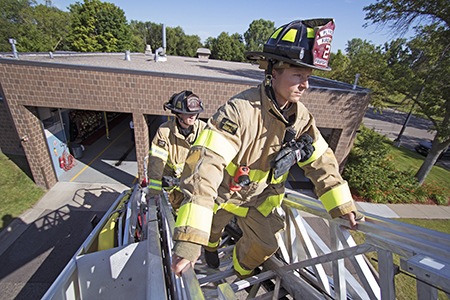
[365,107,433,131]
[0,186,122,300]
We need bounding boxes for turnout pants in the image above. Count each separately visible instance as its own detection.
[204,206,285,278]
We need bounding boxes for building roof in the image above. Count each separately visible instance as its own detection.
[1,52,370,93]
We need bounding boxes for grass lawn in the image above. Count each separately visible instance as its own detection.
[0,153,46,232]
[389,143,450,190]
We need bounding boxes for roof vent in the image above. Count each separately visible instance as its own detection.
[155,24,167,62]
[197,48,211,62]
[125,50,131,61]
[9,39,18,58]
[145,45,152,57]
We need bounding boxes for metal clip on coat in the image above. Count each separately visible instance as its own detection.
[229,165,250,191]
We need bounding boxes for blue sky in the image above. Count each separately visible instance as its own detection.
[49,0,401,53]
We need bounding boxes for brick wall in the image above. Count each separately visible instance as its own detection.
[0,86,23,155]
[0,59,370,188]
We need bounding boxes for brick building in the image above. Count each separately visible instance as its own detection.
[0,52,371,189]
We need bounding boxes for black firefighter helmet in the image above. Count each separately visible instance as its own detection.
[245,19,335,71]
[164,90,204,115]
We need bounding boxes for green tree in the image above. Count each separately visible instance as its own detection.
[129,21,202,57]
[206,32,245,62]
[17,3,71,52]
[244,19,275,52]
[68,0,131,52]
[0,0,33,52]
[166,26,202,57]
[129,20,162,53]
[364,0,450,184]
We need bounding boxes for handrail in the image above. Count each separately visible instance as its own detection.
[283,190,450,299]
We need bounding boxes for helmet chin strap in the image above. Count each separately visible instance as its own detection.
[175,114,187,126]
[264,59,284,112]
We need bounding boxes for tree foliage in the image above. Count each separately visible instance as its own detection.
[68,0,131,52]
[18,3,71,52]
[0,0,34,51]
[244,19,275,52]
[206,32,245,62]
[363,0,450,184]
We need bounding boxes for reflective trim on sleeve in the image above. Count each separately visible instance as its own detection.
[297,135,329,167]
[175,202,213,233]
[319,182,353,212]
[233,247,253,276]
[307,27,315,38]
[194,129,237,164]
[150,145,169,161]
[270,171,289,184]
[226,162,271,184]
[148,179,162,191]
[214,202,249,218]
[256,193,285,217]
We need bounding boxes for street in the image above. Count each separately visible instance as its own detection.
[363,106,450,170]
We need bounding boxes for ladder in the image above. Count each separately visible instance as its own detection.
[42,184,450,300]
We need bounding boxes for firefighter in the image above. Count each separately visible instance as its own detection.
[171,19,365,278]
[147,90,206,211]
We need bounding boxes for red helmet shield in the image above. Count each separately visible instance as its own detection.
[312,20,335,68]
[186,95,202,113]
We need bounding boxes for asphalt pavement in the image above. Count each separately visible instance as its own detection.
[363,106,450,170]
[1,108,450,300]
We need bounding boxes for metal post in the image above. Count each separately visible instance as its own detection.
[103,111,110,140]
[377,248,396,300]
[393,85,424,147]
[353,74,360,90]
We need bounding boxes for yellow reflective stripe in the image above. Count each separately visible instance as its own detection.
[213,201,249,217]
[320,182,353,212]
[173,163,184,171]
[270,27,283,39]
[297,135,329,167]
[150,145,168,161]
[307,27,315,38]
[226,162,270,184]
[194,129,237,164]
[233,247,253,276]
[271,171,289,184]
[282,29,298,42]
[256,193,284,217]
[208,239,220,248]
[149,179,162,191]
[164,185,181,192]
[225,162,238,177]
[175,202,213,233]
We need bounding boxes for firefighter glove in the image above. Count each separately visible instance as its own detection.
[271,133,314,179]
[162,176,180,188]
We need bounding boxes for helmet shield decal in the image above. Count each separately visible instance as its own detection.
[312,20,335,68]
[186,95,202,113]
[164,90,204,114]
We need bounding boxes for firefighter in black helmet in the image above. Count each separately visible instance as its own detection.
[171,19,364,279]
[147,91,206,212]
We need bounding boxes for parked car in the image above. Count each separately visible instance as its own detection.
[415,141,450,160]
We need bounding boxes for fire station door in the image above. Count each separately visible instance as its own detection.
[42,110,69,179]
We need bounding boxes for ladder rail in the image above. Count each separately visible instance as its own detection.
[283,191,450,300]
